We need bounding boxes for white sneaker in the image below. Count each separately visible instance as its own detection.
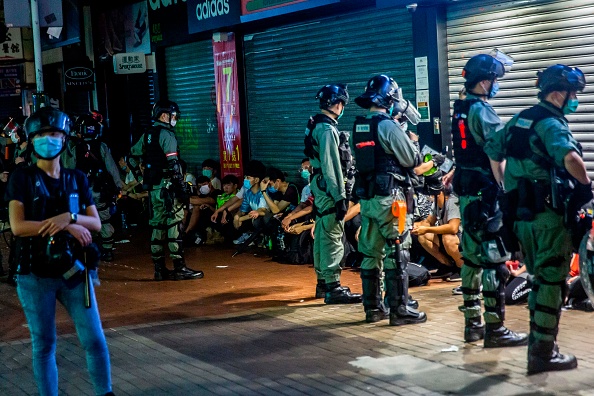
[194,236,203,245]
[233,232,252,245]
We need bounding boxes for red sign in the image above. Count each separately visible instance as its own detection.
[213,33,243,179]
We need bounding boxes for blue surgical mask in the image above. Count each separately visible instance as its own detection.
[268,185,278,194]
[33,135,63,160]
[202,169,213,178]
[388,104,395,116]
[243,179,252,190]
[10,133,18,144]
[563,98,579,114]
[301,169,311,180]
[488,81,499,99]
[337,109,344,120]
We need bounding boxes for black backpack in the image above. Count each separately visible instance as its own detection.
[407,262,430,287]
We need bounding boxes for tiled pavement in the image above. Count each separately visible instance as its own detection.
[3,281,594,395]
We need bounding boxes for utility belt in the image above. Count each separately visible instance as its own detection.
[312,205,336,218]
[505,176,565,223]
[355,171,410,201]
[15,233,101,280]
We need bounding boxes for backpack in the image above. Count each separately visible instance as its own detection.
[407,262,430,287]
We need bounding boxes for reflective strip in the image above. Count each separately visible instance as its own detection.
[165,152,178,157]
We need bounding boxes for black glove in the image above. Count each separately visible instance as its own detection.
[335,199,348,222]
[569,182,594,213]
[432,153,446,167]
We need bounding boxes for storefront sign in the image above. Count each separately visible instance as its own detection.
[64,62,95,91]
[0,65,22,97]
[149,0,189,47]
[213,33,243,178]
[0,28,24,61]
[113,53,147,74]
[416,89,430,123]
[415,56,429,90]
[240,0,338,22]
[187,0,241,34]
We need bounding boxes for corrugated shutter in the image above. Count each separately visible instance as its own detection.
[165,41,218,175]
[244,7,414,181]
[447,0,594,177]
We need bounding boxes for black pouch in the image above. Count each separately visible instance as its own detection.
[374,174,393,196]
[516,178,538,221]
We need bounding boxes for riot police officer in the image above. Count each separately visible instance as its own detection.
[131,100,203,281]
[305,84,361,304]
[451,54,527,348]
[486,64,591,374]
[67,114,123,262]
[352,75,426,325]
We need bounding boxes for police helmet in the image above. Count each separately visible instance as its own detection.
[152,100,181,121]
[462,54,505,88]
[355,75,400,109]
[423,170,444,196]
[315,84,349,109]
[537,64,586,97]
[75,114,103,140]
[24,107,71,141]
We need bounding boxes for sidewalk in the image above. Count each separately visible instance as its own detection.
[2,237,594,395]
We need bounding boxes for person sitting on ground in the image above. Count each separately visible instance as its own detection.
[233,160,269,245]
[185,175,221,245]
[261,167,299,217]
[412,184,463,281]
[201,158,221,190]
[299,158,312,202]
[200,174,239,244]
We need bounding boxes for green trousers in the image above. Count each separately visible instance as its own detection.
[459,195,507,324]
[148,183,185,262]
[359,194,412,272]
[515,207,571,344]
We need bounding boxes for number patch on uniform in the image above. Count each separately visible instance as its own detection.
[356,125,370,133]
[515,118,533,129]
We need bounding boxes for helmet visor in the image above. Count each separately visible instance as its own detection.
[490,49,514,72]
[564,67,586,92]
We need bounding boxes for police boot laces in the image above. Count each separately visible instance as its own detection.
[324,285,362,304]
[484,324,528,348]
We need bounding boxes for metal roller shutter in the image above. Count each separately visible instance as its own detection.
[244,7,414,181]
[165,41,218,175]
[447,0,594,177]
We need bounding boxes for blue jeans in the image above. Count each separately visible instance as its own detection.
[17,272,112,396]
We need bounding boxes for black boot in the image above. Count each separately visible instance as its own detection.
[464,317,485,342]
[361,269,388,323]
[528,340,577,375]
[385,267,427,326]
[153,258,172,281]
[408,295,418,310]
[101,250,114,262]
[484,322,528,348]
[324,282,362,304]
[315,279,326,298]
[172,259,204,280]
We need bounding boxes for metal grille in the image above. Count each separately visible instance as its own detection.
[243,7,414,181]
[447,0,594,176]
[165,41,218,175]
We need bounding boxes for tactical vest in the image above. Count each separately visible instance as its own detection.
[143,125,170,186]
[305,114,353,180]
[506,104,561,167]
[75,140,105,181]
[14,167,83,276]
[352,113,407,197]
[451,99,491,169]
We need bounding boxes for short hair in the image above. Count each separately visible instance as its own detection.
[201,158,219,170]
[195,175,210,184]
[301,158,310,164]
[244,160,266,180]
[266,167,286,182]
[222,174,239,186]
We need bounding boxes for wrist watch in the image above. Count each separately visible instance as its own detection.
[70,212,78,224]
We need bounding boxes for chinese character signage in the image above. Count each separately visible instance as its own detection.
[187,0,241,34]
[64,62,95,92]
[240,0,338,22]
[113,53,147,74]
[213,33,243,178]
[0,65,22,97]
[0,28,24,61]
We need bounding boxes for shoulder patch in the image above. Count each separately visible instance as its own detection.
[356,124,370,133]
[515,118,533,129]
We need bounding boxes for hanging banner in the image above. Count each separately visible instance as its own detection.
[240,0,338,22]
[0,65,22,97]
[213,33,243,178]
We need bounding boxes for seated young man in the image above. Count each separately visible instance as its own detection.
[233,161,270,245]
[203,174,239,244]
[201,158,221,190]
[412,185,463,281]
[262,167,299,216]
[185,175,221,245]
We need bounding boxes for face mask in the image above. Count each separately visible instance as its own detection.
[400,122,408,132]
[388,104,395,116]
[10,134,18,144]
[488,81,499,99]
[301,169,311,180]
[33,135,63,160]
[170,120,177,127]
[243,179,252,190]
[202,169,212,178]
[563,98,579,114]
[337,108,344,120]
[268,185,278,194]
[199,185,211,195]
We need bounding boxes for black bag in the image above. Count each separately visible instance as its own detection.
[407,262,430,287]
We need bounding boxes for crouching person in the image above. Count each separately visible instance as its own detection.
[8,108,114,396]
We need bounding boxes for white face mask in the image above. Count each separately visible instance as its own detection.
[170,120,177,127]
[199,185,211,195]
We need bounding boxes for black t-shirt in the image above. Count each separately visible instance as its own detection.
[6,166,94,277]
[269,184,299,211]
